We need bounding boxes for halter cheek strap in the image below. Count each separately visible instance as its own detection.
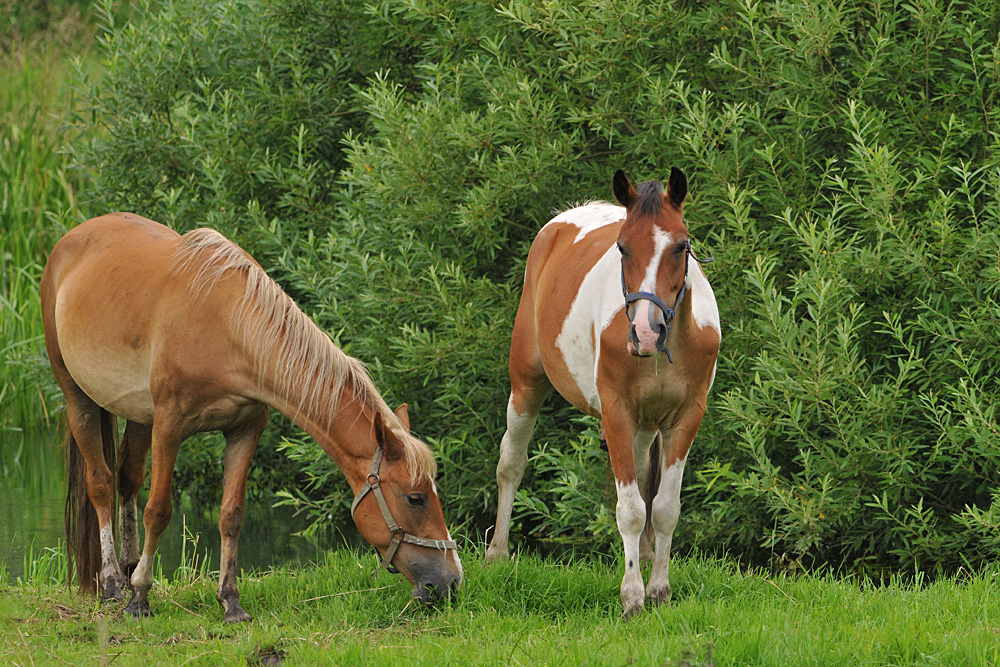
[350,447,457,572]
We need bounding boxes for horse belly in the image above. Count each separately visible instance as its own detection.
[63,348,155,422]
[55,294,156,423]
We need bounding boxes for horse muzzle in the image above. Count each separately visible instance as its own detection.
[628,317,668,357]
[412,571,461,605]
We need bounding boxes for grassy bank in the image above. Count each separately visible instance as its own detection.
[1,547,998,666]
[0,7,93,431]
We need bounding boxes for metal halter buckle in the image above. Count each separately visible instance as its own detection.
[350,447,457,572]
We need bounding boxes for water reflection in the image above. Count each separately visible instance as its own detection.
[0,429,350,583]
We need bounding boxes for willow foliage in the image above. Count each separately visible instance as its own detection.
[77,0,1000,573]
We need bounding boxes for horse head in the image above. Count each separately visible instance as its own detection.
[350,404,462,604]
[612,168,691,358]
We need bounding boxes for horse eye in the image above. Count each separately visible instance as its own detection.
[406,494,426,507]
[617,243,628,257]
[674,241,689,255]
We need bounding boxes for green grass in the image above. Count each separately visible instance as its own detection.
[1,545,998,666]
[0,17,93,432]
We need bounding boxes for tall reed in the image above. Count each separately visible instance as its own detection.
[0,40,91,431]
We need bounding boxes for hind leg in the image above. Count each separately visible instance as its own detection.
[126,418,184,618]
[486,291,552,562]
[485,388,548,561]
[216,409,267,623]
[118,421,152,584]
[65,390,126,600]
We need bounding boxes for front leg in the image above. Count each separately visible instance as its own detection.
[602,406,657,618]
[645,454,687,604]
[127,420,184,618]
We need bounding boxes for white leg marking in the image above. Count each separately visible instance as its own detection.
[131,553,154,595]
[631,429,657,562]
[616,479,646,614]
[487,395,538,558]
[647,457,687,603]
[99,524,121,588]
[131,526,165,596]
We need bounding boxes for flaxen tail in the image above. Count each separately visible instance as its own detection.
[64,409,117,593]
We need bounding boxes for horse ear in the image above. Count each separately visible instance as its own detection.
[374,410,405,461]
[394,403,410,432]
[667,167,687,208]
[612,170,637,209]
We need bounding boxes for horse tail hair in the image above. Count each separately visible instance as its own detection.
[64,409,118,593]
[643,433,661,537]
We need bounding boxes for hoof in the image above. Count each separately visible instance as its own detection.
[223,608,252,624]
[125,596,153,618]
[222,599,252,624]
[101,580,125,602]
[647,585,672,605]
[484,542,511,563]
[622,601,645,619]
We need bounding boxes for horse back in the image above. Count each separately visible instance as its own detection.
[42,214,254,424]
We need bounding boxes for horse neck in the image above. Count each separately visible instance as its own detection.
[674,264,704,334]
[248,342,384,493]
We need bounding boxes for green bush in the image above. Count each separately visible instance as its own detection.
[74,0,1000,574]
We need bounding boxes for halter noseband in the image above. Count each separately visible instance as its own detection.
[350,447,457,572]
[620,242,712,363]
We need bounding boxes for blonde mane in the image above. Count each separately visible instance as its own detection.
[172,228,436,481]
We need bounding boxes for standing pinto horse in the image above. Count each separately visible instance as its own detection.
[41,213,462,622]
[485,169,720,617]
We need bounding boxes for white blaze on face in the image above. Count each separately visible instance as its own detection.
[630,228,674,354]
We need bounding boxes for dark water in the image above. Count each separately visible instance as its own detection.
[0,429,346,583]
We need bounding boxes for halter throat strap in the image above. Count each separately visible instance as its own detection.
[350,447,457,572]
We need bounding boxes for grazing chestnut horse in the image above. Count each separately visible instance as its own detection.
[41,213,462,622]
[485,169,720,617]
